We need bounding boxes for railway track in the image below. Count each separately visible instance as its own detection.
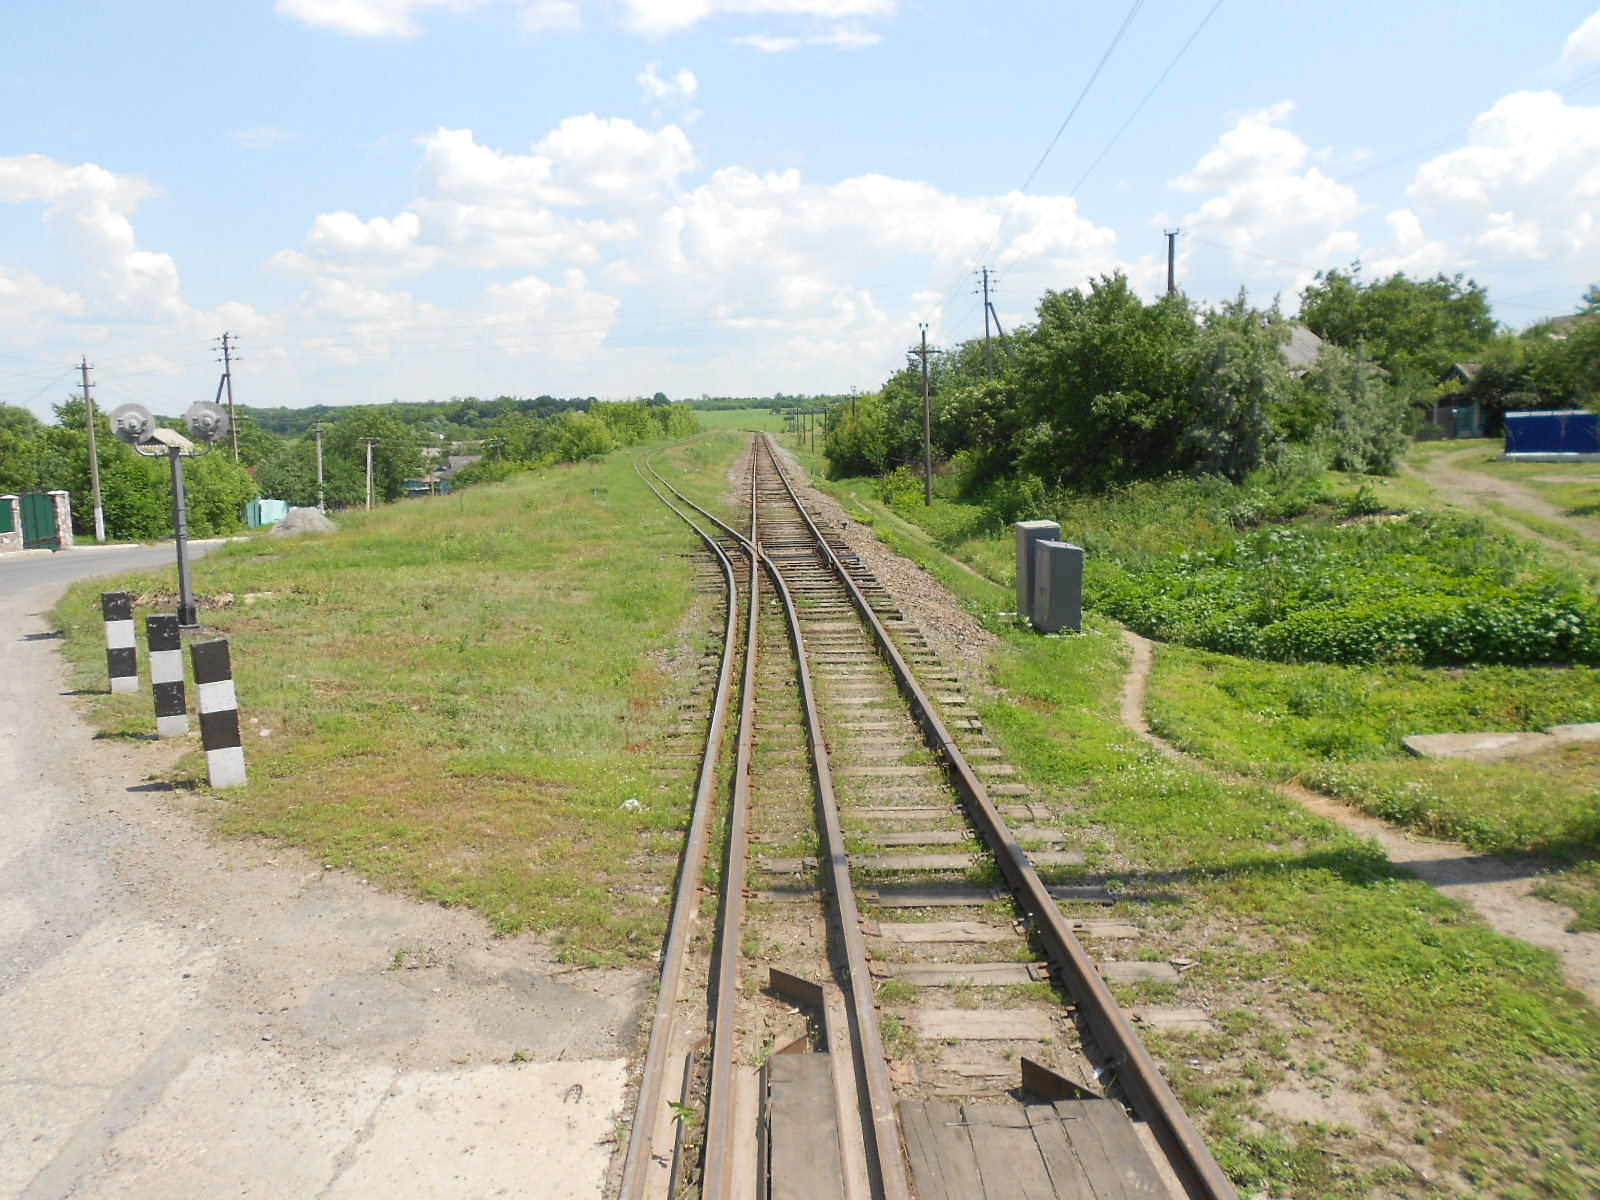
[622,433,1236,1200]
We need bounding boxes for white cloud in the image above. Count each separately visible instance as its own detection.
[274,0,487,39]
[1360,209,1457,279]
[732,20,879,51]
[1405,90,1600,262]
[637,61,698,105]
[1169,103,1363,295]
[0,153,185,320]
[1172,101,1304,193]
[485,268,621,358]
[1560,8,1600,68]
[233,127,299,150]
[416,119,695,209]
[516,0,583,32]
[277,0,894,40]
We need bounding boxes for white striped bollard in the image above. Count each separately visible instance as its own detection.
[102,592,138,694]
[191,639,246,787]
[147,614,188,738]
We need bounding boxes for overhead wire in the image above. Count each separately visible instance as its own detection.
[992,0,1225,298]
[928,0,1149,324]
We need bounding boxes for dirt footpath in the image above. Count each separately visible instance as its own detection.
[0,571,645,1199]
[1408,446,1600,551]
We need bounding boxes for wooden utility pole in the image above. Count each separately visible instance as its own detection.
[909,325,942,506]
[360,438,374,508]
[1165,229,1180,295]
[217,333,240,460]
[314,422,325,512]
[80,356,106,542]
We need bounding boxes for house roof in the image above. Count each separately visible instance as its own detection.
[1281,324,1326,373]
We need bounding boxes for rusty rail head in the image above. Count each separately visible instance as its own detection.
[757,541,913,1200]
[700,451,763,1200]
[755,434,1239,1200]
[618,453,742,1200]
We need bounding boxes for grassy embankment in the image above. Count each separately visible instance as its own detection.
[54,433,747,965]
[802,434,1600,1198]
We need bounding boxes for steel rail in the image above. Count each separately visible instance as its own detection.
[757,433,1239,1200]
[618,453,742,1200]
[643,445,910,1200]
[755,537,913,1200]
[700,453,762,1200]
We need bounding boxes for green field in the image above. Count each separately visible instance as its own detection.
[690,406,787,432]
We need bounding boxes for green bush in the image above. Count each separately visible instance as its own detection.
[875,465,925,514]
[1093,512,1600,666]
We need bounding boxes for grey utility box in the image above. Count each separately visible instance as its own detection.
[1031,540,1084,633]
[1014,520,1061,616]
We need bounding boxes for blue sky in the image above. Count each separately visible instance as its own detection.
[3,1,1599,420]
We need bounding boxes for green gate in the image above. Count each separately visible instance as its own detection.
[20,492,60,551]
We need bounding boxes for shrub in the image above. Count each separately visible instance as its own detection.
[1092,512,1600,666]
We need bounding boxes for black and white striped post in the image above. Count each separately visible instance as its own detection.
[191,639,246,788]
[147,614,188,738]
[102,591,138,694]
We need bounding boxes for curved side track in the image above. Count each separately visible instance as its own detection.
[623,436,1237,1200]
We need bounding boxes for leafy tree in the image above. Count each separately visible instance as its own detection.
[1011,273,1199,489]
[1298,266,1495,387]
[0,405,46,492]
[1579,283,1600,317]
[823,391,893,478]
[325,407,425,502]
[1526,319,1600,407]
[256,438,363,508]
[1302,344,1410,474]
[1182,295,1289,482]
[542,411,616,463]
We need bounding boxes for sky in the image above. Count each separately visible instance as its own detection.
[3,1,1599,421]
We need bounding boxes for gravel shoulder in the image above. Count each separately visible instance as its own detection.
[1,561,644,1199]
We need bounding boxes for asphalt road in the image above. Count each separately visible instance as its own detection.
[0,542,218,603]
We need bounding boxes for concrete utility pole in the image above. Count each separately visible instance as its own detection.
[850,386,857,419]
[1165,229,1180,296]
[978,267,995,379]
[79,357,106,542]
[909,325,942,506]
[314,422,325,512]
[363,437,377,510]
[217,333,240,460]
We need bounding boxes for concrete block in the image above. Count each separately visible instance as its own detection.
[1030,539,1083,633]
[1013,520,1060,617]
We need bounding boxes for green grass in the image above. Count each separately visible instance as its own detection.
[691,407,787,432]
[1146,646,1600,857]
[54,436,748,965]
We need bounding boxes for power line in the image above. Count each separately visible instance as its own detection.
[992,0,1223,298]
[931,0,1149,323]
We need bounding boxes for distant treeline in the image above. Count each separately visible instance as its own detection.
[240,394,606,440]
[689,394,851,412]
[0,394,704,538]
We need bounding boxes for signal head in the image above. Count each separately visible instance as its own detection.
[184,400,231,444]
[108,403,156,445]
